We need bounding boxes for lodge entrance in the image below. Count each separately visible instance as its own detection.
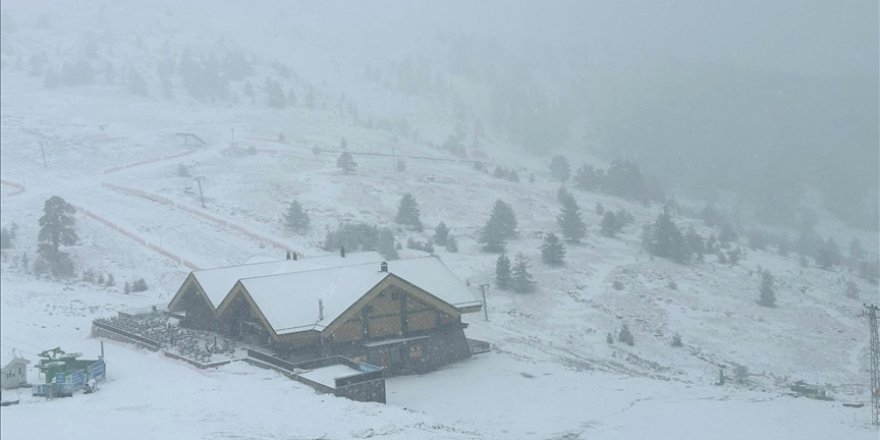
[363,336,429,371]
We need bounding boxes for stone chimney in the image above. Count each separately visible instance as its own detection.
[380,261,388,272]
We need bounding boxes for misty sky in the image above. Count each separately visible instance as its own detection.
[2,0,877,228]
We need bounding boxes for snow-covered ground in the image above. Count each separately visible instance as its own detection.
[2,2,878,438]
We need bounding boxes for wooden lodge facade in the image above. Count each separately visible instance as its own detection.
[167,253,482,373]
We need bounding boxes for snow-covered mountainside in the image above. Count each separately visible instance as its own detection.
[1,2,877,439]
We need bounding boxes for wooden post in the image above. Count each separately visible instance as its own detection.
[194,176,206,208]
[40,141,48,168]
[479,284,489,321]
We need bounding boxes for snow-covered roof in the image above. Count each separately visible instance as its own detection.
[239,263,387,334]
[236,256,481,335]
[299,364,363,389]
[1,355,30,369]
[382,257,484,311]
[191,252,384,308]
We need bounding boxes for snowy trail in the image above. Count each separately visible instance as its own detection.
[101,182,298,255]
[102,148,200,174]
[0,179,26,196]
[68,187,274,268]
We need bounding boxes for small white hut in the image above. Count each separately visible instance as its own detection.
[1,354,30,389]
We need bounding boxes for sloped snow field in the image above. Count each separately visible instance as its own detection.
[2,2,878,438]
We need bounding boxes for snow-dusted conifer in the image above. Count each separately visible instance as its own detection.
[395,193,422,231]
[758,269,775,307]
[541,232,565,266]
[510,253,535,293]
[495,254,511,290]
[557,196,586,243]
[284,200,310,234]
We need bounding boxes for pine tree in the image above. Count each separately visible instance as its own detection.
[685,227,705,260]
[336,151,357,174]
[105,273,115,287]
[395,193,422,231]
[557,196,586,243]
[600,211,619,237]
[378,228,399,260]
[618,324,634,346]
[0,223,16,249]
[510,253,535,293]
[642,207,690,263]
[445,234,458,252]
[845,280,859,299]
[123,281,131,294]
[541,232,565,265]
[549,154,570,182]
[557,186,573,204]
[480,225,506,253]
[493,166,508,179]
[507,169,520,183]
[495,254,511,290]
[479,200,517,252]
[671,333,683,347]
[133,278,148,292]
[37,196,78,278]
[574,164,600,191]
[284,200,310,234]
[434,221,449,246]
[758,269,775,307]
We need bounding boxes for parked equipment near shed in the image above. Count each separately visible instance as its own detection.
[32,348,105,398]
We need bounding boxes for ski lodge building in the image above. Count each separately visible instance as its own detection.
[167,252,483,373]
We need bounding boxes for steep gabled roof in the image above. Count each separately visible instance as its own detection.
[234,263,387,334]
[184,252,384,309]
[1,355,30,370]
[377,257,483,311]
[218,257,480,336]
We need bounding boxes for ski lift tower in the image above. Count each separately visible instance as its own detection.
[865,304,880,426]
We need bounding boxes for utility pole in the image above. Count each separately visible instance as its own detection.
[194,176,206,208]
[39,141,48,168]
[479,284,490,321]
[865,303,880,426]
